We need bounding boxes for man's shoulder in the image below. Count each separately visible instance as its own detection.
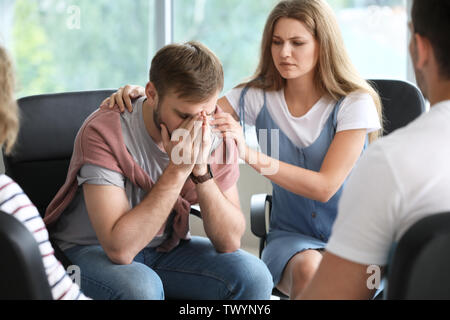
[370,109,446,164]
[366,115,428,160]
[79,108,123,142]
[74,108,129,171]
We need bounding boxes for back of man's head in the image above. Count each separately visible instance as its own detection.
[149,41,224,103]
[412,0,450,80]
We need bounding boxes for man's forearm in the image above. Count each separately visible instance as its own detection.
[110,164,189,261]
[196,180,245,253]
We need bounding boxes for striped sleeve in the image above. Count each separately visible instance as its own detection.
[0,174,91,300]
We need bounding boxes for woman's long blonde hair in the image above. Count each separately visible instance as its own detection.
[244,0,383,142]
[0,46,19,154]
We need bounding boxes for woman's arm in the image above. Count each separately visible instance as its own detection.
[244,129,367,202]
[212,110,367,202]
[217,96,240,121]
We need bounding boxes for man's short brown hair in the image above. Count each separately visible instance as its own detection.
[149,41,224,102]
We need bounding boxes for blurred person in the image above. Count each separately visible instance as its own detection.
[0,45,90,300]
[300,0,450,299]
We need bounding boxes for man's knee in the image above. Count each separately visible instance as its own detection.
[112,263,165,300]
[66,246,164,300]
[223,250,273,300]
[79,261,164,300]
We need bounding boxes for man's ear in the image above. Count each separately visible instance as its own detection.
[145,81,158,104]
[414,33,431,70]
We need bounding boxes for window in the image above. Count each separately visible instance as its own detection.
[1,0,408,98]
[174,0,279,94]
[174,0,408,94]
[330,0,407,81]
[0,0,155,98]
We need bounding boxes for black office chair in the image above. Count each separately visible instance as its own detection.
[368,79,426,135]
[250,79,426,298]
[386,212,450,299]
[0,210,53,300]
[3,90,116,268]
[3,90,116,217]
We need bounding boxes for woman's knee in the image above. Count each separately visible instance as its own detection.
[290,250,323,281]
[277,250,323,296]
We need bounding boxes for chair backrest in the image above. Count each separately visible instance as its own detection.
[3,90,115,217]
[0,211,53,300]
[368,79,426,135]
[387,212,450,299]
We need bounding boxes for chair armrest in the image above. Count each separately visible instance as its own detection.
[190,205,202,219]
[250,194,272,238]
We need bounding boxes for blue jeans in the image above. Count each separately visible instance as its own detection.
[64,236,273,300]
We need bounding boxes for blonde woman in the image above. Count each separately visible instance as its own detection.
[105,0,382,298]
[0,45,90,300]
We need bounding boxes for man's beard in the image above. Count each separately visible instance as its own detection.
[153,102,167,136]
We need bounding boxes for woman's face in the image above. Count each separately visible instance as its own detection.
[271,17,320,81]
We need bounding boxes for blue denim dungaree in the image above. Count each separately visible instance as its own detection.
[239,87,367,284]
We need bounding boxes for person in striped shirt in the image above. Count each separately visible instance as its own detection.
[0,45,90,300]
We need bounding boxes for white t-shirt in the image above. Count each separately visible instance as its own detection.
[326,100,450,266]
[225,87,381,148]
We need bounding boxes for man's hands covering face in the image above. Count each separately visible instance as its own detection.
[161,111,213,176]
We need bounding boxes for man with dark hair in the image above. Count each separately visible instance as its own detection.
[44,41,273,300]
[298,0,450,299]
